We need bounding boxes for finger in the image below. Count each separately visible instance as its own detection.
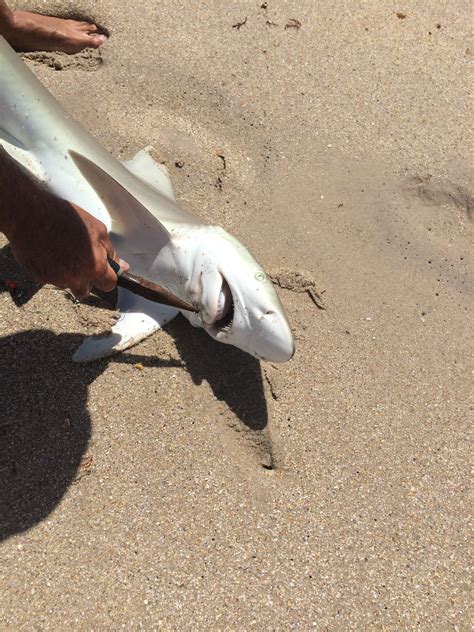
[101,236,130,272]
[92,252,119,293]
[118,257,130,272]
[70,281,92,300]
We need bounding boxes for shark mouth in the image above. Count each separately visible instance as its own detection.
[210,278,234,335]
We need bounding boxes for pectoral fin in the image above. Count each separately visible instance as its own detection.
[72,288,179,362]
[69,150,170,271]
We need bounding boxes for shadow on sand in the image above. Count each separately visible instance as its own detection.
[167,316,268,432]
[0,330,181,541]
[0,244,268,540]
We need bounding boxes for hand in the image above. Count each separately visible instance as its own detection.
[0,149,128,299]
[0,147,128,298]
[9,198,128,299]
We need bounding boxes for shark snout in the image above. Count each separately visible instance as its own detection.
[253,310,295,362]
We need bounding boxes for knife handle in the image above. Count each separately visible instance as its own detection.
[108,257,123,277]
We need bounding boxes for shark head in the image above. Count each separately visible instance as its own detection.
[69,151,294,363]
[176,226,295,363]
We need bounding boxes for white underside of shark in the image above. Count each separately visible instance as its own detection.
[0,36,294,363]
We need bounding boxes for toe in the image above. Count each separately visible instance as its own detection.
[78,21,98,32]
[87,33,107,48]
[67,32,106,53]
[58,32,99,54]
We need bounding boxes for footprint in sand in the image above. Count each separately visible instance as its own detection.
[406,175,473,222]
[269,268,326,310]
[21,48,103,71]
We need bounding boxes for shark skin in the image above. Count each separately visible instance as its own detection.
[0,36,295,363]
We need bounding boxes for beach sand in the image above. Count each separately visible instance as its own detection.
[0,0,472,628]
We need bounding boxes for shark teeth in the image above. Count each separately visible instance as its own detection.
[212,279,234,332]
[215,279,232,321]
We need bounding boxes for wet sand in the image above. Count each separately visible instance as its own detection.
[0,1,472,628]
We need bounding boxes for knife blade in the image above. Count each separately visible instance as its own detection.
[107,257,198,313]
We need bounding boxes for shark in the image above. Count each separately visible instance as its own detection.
[0,36,295,363]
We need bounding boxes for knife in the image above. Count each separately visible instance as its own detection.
[107,257,198,313]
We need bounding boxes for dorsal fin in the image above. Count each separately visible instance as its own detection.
[122,146,176,202]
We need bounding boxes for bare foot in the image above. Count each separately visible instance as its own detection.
[2,10,107,54]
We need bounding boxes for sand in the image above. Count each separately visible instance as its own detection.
[0,0,472,629]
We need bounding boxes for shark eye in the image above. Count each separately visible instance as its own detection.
[255,271,266,282]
